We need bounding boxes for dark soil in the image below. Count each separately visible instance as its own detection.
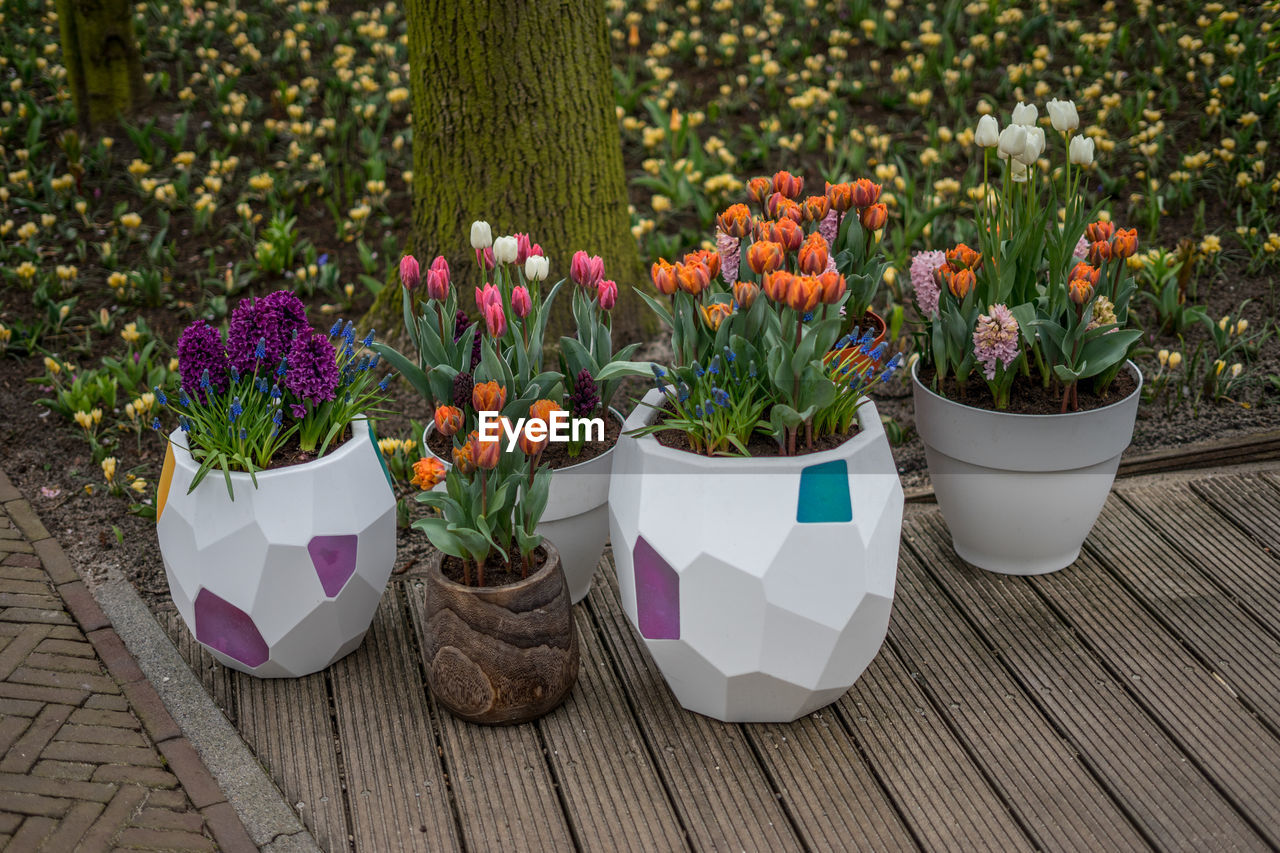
[258,426,349,470]
[425,413,623,469]
[441,544,548,589]
[918,366,1139,416]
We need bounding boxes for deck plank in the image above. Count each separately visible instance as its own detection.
[535,602,689,852]
[162,612,236,724]
[236,669,348,853]
[402,580,573,853]
[1192,472,1280,556]
[908,512,1268,851]
[1119,481,1280,636]
[330,587,461,852]
[1090,494,1280,728]
[591,558,803,852]
[888,541,1148,851]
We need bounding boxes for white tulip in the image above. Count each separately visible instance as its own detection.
[469,220,493,249]
[493,235,518,264]
[1016,126,1045,166]
[1047,98,1079,132]
[525,255,549,281]
[1011,102,1038,127]
[997,124,1027,160]
[975,114,1000,148]
[1069,135,1095,166]
[1010,160,1029,183]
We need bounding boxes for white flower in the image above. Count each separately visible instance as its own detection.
[469,220,492,249]
[1016,126,1045,166]
[493,235,518,264]
[1011,102,1038,127]
[975,114,1000,148]
[997,124,1027,160]
[1010,159,1029,182]
[525,255,549,281]
[1069,135,1095,166]
[1047,98,1079,132]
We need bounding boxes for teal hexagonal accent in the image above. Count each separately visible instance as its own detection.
[796,459,852,523]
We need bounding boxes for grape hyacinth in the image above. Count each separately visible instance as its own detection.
[283,328,340,405]
[910,250,946,318]
[452,371,475,411]
[175,320,229,399]
[567,368,600,418]
[972,304,1020,380]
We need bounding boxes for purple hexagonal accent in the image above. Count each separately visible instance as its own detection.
[194,589,269,668]
[309,534,359,597]
[634,535,679,640]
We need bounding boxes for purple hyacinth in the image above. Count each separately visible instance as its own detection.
[568,368,600,418]
[227,290,309,374]
[283,328,340,405]
[176,320,229,399]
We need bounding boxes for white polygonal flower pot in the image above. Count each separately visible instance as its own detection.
[608,389,904,723]
[423,414,620,605]
[156,418,397,677]
[912,360,1142,575]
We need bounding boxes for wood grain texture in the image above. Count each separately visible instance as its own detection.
[420,547,578,725]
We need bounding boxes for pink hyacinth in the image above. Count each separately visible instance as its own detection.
[1073,234,1089,260]
[972,303,1020,380]
[910,250,946,317]
[818,209,839,246]
[715,229,740,287]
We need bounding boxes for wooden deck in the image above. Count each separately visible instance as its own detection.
[162,467,1280,852]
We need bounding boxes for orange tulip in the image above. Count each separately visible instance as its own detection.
[700,301,735,331]
[860,202,888,232]
[797,232,830,275]
[772,170,804,199]
[801,195,830,222]
[733,280,759,310]
[747,176,772,206]
[684,248,721,281]
[768,217,804,251]
[762,270,792,303]
[945,243,982,271]
[948,268,976,299]
[851,178,881,209]
[411,457,447,491]
[773,196,803,224]
[651,259,678,296]
[472,380,506,414]
[817,270,846,304]
[518,420,550,457]
[826,181,854,213]
[470,431,501,470]
[785,275,822,313]
[1087,240,1113,266]
[1069,261,1100,287]
[433,405,463,437]
[529,399,562,425]
[716,204,752,238]
[747,240,785,275]
[1085,220,1116,243]
[1110,228,1138,259]
[676,261,710,296]
[1069,277,1095,306]
[452,436,477,475]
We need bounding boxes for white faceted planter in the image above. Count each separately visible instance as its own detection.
[608,389,904,723]
[423,416,618,605]
[156,419,397,677]
[912,360,1142,575]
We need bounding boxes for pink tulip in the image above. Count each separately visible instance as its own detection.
[475,246,495,270]
[570,250,604,289]
[511,285,532,319]
[515,233,533,265]
[425,255,450,300]
[530,243,544,257]
[483,301,507,338]
[475,282,502,314]
[399,254,420,290]
[597,279,618,310]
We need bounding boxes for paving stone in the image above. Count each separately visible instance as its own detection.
[53,723,149,748]
[34,638,95,658]
[3,500,50,542]
[157,738,226,809]
[0,703,73,774]
[84,693,130,712]
[114,826,217,851]
[32,539,77,585]
[92,764,180,788]
[37,799,104,850]
[31,760,97,782]
[57,581,111,633]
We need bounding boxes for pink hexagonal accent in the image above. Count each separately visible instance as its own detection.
[194,589,269,668]
[309,534,359,597]
[634,535,679,640]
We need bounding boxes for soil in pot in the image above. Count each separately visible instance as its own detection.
[918,365,1139,415]
[425,414,622,469]
[440,542,547,588]
[649,399,860,457]
[422,542,579,725]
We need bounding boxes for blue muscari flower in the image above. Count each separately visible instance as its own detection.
[318,253,329,266]
[270,383,282,399]
[179,416,191,433]
[651,363,668,394]
[368,353,380,370]
[693,404,703,418]
[329,320,343,337]
[803,311,814,323]
[723,346,736,363]
[870,342,888,361]
[361,330,375,348]
[239,428,247,440]
[179,389,190,407]
[272,408,283,425]
[151,417,162,430]
[712,387,729,407]
[255,337,266,360]
[344,345,355,360]
[356,355,369,372]
[276,358,287,377]
[230,364,241,384]
[378,375,390,391]
[703,397,716,413]
[748,361,758,379]
[709,356,721,375]
[200,369,212,390]
[860,330,876,347]
[229,397,243,423]
[342,321,355,346]
[848,326,862,342]
[153,385,167,406]
[677,383,690,403]
[693,360,705,378]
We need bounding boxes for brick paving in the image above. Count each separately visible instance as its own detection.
[0,470,254,851]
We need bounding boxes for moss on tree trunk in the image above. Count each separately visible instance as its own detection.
[365,0,647,346]
[57,0,146,130]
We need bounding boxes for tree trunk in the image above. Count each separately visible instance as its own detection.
[56,0,146,130]
[366,0,647,347]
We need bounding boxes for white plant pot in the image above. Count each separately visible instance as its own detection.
[156,419,397,677]
[422,415,618,605]
[911,360,1142,575]
[607,389,903,723]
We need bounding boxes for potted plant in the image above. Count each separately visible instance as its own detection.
[375,226,647,604]
[910,98,1143,575]
[610,171,906,723]
[411,394,579,725]
[154,290,398,677]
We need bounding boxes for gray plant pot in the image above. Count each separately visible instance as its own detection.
[911,360,1142,575]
